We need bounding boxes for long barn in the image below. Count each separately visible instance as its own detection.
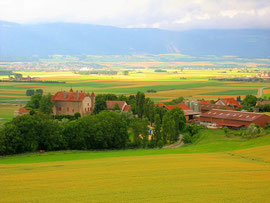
[200,109,270,128]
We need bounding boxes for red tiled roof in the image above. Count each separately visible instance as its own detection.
[165,104,191,111]
[106,101,126,110]
[219,98,241,107]
[199,100,212,104]
[155,103,165,107]
[18,108,38,114]
[52,89,89,102]
[19,108,30,113]
[201,109,265,122]
[123,105,131,112]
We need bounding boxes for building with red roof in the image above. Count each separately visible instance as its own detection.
[14,108,38,117]
[106,101,131,112]
[199,103,235,113]
[52,89,95,116]
[200,109,270,128]
[199,100,213,104]
[156,103,200,121]
[215,98,241,108]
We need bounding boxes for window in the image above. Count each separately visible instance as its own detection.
[88,107,90,111]
[67,107,69,112]
[85,108,86,112]
[88,103,89,106]
[58,107,61,111]
[72,109,74,112]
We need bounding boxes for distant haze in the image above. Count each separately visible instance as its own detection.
[0,21,269,59]
[0,0,270,30]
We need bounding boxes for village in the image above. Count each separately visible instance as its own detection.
[15,88,270,130]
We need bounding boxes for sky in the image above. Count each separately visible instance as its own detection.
[0,0,269,30]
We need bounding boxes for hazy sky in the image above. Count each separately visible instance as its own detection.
[0,0,269,30]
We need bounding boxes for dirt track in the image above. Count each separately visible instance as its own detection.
[163,134,184,149]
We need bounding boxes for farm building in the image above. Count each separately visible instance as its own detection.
[256,101,270,106]
[199,103,234,113]
[106,101,131,112]
[199,100,213,104]
[52,89,95,116]
[215,98,241,108]
[200,109,270,128]
[14,108,38,117]
[156,103,200,121]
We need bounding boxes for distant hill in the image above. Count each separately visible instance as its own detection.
[0,21,269,59]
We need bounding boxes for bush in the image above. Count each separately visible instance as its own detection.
[157,140,164,148]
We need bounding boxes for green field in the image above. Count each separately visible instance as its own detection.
[0,129,270,202]
[200,89,258,95]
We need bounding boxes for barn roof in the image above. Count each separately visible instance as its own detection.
[165,104,191,111]
[106,101,127,110]
[201,109,266,122]
[123,105,131,112]
[199,100,212,104]
[217,98,241,107]
[155,103,165,107]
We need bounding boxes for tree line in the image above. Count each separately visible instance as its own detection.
[0,92,188,155]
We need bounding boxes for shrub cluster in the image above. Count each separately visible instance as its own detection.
[0,111,129,155]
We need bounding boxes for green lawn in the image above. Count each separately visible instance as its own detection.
[200,89,258,95]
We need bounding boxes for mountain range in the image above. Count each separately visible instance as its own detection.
[0,21,269,59]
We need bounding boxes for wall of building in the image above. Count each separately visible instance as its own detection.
[53,96,93,116]
[81,96,92,116]
[200,116,270,128]
[200,117,251,128]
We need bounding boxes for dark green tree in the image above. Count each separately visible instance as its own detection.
[242,95,257,107]
[135,92,145,118]
[26,93,42,109]
[39,94,54,114]
[36,89,43,95]
[26,89,35,96]
[93,95,107,114]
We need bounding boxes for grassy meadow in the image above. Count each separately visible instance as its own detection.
[0,129,270,202]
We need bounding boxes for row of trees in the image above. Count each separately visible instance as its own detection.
[25,93,54,114]
[0,111,128,155]
[26,89,43,96]
[0,91,188,155]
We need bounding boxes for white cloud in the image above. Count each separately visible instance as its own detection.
[0,0,269,30]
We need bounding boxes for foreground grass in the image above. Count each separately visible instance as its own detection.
[0,129,270,202]
[0,146,269,202]
[1,129,270,164]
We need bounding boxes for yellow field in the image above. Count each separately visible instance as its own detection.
[0,146,270,202]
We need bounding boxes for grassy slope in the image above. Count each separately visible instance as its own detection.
[1,129,270,164]
[0,130,270,202]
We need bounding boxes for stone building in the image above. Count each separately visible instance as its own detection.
[106,101,131,112]
[52,89,95,116]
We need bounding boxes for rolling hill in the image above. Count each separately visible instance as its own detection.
[1,21,270,59]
